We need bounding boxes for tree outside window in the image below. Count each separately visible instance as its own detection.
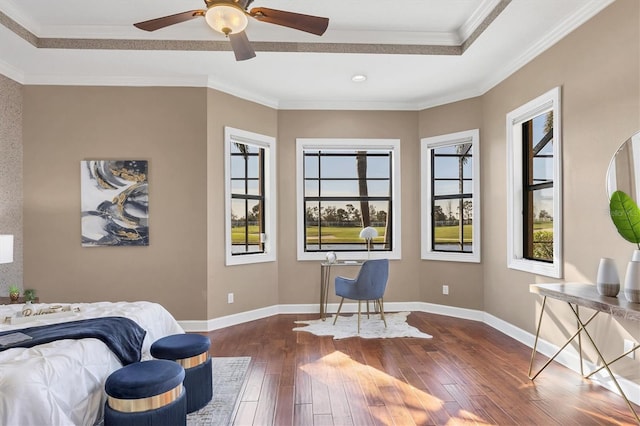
[224,127,276,266]
[421,129,480,263]
[296,138,402,261]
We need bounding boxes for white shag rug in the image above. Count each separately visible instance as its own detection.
[293,311,432,340]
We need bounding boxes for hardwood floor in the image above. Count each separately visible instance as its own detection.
[204,311,639,425]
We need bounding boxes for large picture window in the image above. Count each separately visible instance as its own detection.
[507,87,562,278]
[296,139,401,261]
[421,129,480,262]
[224,127,276,266]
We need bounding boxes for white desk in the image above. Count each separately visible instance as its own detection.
[319,261,363,320]
[529,283,640,422]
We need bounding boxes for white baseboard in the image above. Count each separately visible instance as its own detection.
[178,301,640,406]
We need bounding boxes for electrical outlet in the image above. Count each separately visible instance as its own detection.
[624,339,636,359]
[227,293,234,304]
[442,285,449,295]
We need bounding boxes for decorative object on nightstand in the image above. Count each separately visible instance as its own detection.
[596,257,620,296]
[8,285,19,302]
[23,289,36,303]
[609,190,640,302]
[359,226,378,259]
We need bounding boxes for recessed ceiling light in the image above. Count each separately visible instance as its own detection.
[351,74,367,83]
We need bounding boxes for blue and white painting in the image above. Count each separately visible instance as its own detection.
[81,160,149,247]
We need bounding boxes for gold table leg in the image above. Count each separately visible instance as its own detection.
[586,343,640,378]
[566,303,640,423]
[529,297,639,423]
[529,299,598,381]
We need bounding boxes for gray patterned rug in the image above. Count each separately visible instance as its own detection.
[187,356,251,426]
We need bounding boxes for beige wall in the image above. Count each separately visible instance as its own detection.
[22,86,209,320]
[418,97,485,309]
[480,0,639,376]
[205,89,279,319]
[0,74,23,296]
[277,110,422,306]
[4,0,638,371]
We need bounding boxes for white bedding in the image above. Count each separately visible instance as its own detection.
[0,301,185,426]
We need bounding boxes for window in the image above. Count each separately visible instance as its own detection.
[224,127,276,265]
[296,138,401,261]
[421,129,480,262]
[506,87,562,278]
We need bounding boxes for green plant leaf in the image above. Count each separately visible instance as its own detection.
[609,190,640,247]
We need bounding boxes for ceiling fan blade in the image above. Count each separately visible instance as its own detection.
[249,7,329,36]
[134,10,205,32]
[229,31,256,61]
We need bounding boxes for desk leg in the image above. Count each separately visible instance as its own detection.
[323,266,330,320]
[320,265,331,321]
[320,265,326,320]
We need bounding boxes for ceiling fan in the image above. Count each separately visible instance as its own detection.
[134,0,329,61]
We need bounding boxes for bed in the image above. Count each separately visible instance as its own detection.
[0,301,185,426]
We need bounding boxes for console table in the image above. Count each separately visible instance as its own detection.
[529,283,640,422]
[319,260,363,320]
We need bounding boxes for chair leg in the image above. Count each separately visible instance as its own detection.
[357,301,361,334]
[366,300,370,319]
[378,298,387,328]
[333,298,345,325]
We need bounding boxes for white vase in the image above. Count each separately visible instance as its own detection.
[632,249,640,262]
[623,260,640,303]
[596,257,620,297]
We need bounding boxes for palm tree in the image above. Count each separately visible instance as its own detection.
[356,151,370,227]
[456,143,472,251]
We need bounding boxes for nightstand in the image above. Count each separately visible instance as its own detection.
[0,297,40,304]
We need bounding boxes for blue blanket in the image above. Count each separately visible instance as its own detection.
[0,317,146,365]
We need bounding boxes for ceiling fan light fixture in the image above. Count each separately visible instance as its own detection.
[351,74,367,83]
[205,4,248,36]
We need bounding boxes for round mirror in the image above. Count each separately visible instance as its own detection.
[607,130,640,202]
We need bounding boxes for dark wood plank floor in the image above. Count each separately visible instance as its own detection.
[204,311,639,425]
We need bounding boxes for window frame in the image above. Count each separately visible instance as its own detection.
[296,138,402,261]
[224,126,276,266]
[506,87,563,278]
[420,129,481,263]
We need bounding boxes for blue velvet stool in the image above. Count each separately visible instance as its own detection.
[151,334,212,413]
[104,359,186,426]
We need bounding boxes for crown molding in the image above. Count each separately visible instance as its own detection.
[457,0,615,110]
[0,58,24,84]
[0,0,615,111]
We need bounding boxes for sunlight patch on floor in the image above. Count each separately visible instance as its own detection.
[300,350,494,424]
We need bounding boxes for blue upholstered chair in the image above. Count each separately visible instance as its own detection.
[333,258,389,333]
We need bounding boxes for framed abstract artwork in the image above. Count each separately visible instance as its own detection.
[80,160,149,247]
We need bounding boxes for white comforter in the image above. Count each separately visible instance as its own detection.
[0,301,185,426]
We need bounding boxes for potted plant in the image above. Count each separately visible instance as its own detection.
[23,289,36,303]
[609,190,640,302]
[8,285,20,302]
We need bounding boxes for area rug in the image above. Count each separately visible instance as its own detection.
[293,311,432,340]
[187,356,251,426]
